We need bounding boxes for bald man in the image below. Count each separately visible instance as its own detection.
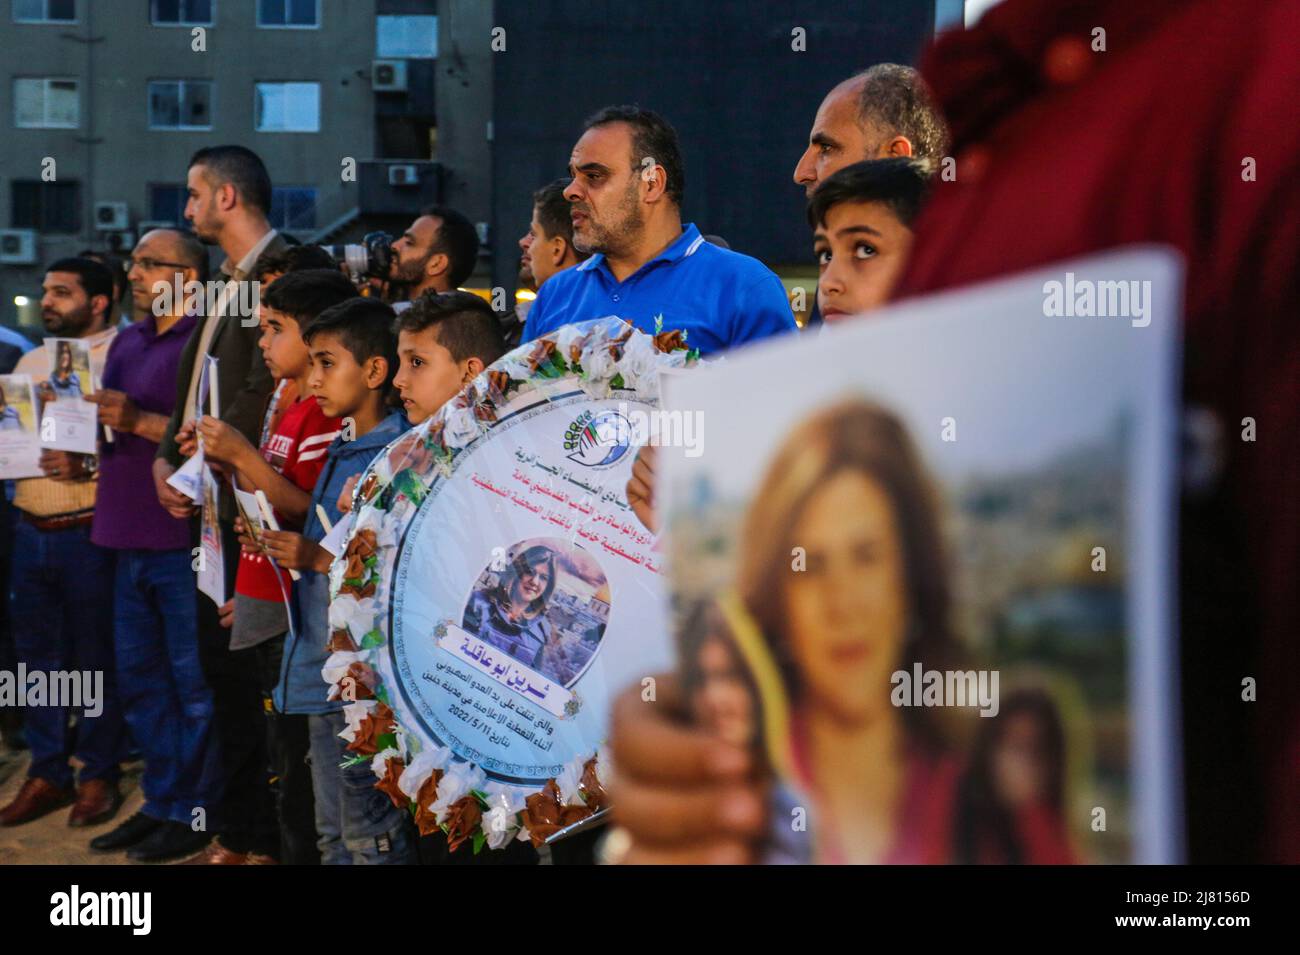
[83,229,220,861]
[793,63,948,197]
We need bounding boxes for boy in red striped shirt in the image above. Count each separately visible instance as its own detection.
[197,268,358,863]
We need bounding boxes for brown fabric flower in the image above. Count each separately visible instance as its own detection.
[343,553,367,583]
[374,757,406,809]
[520,779,564,847]
[358,472,381,503]
[346,702,394,755]
[339,577,377,599]
[413,770,444,836]
[443,795,483,853]
[653,329,686,353]
[327,628,358,653]
[346,528,378,561]
[341,661,378,700]
[559,802,594,827]
[487,369,511,398]
[527,338,557,370]
[579,756,609,810]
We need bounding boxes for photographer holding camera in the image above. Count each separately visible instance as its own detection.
[384,205,480,310]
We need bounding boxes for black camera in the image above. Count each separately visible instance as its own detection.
[320,231,394,282]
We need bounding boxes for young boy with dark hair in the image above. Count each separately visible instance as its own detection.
[196,267,358,863]
[257,297,415,864]
[807,157,931,323]
[394,290,507,425]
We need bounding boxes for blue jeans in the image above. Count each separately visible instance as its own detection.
[113,548,219,824]
[307,710,417,864]
[8,519,127,789]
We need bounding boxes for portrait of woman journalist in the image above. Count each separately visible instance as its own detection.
[728,398,1076,864]
[462,543,558,675]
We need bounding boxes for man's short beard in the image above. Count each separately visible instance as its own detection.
[391,252,432,287]
[43,306,92,336]
[577,183,643,256]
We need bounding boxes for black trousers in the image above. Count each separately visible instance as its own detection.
[254,633,319,865]
[194,523,279,858]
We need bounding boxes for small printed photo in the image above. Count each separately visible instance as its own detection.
[44,338,93,401]
[460,537,611,687]
[0,375,37,433]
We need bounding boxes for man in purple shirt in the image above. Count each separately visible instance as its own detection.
[84,229,218,862]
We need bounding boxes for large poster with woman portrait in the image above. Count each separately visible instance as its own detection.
[323,318,696,852]
[659,248,1183,864]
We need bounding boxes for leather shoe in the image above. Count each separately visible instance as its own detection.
[179,840,248,865]
[0,776,74,826]
[68,779,124,828]
[89,811,164,852]
[128,821,212,863]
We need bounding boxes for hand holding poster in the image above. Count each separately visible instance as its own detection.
[0,374,43,479]
[659,248,1183,864]
[322,317,696,852]
[38,337,99,454]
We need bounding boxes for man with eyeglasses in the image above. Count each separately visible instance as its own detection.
[80,228,222,861]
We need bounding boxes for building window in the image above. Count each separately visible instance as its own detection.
[254,82,319,132]
[270,187,317,232]
[13,0,75,23]
[13,77,79,128]
[377,15,437,58]
[257,0,317,28]
[148,80,213,130]
[11,180,80,233]
[148,184,188,225]
[150,0,212,26]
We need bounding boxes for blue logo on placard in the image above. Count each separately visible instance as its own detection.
[563,409,631,468]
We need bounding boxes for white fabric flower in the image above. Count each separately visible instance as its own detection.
[352,504,397,550]
[370,746,402,780]
[578,343,617,398]
[397,745,452,802]
[337,700,376,744]
[430,760,486,822]
[443,403,484,451]
[617,331,660,395]
[553,325,588,366]
[321,649,368,697]
[328,595,378,636]
[481,782,526,849]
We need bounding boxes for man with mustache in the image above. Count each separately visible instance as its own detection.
[521,106,796,355]
[387,205,480,309]
[0,258,129,830]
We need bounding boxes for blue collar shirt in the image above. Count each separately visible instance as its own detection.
[520,222,796,355]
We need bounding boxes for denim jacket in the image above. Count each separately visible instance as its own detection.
[275,411,408,715]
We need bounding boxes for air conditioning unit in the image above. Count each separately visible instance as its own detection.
[94,201,130,231]
[0,229,37,265]
[106,231,136,252]
[388,164,420,187]
[372,59,408,92]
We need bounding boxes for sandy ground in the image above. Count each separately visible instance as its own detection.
[0,750,147,865]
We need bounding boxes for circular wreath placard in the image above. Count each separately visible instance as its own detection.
[322,317,696,853]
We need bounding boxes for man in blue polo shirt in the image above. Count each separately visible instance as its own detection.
[521,105,796,355]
